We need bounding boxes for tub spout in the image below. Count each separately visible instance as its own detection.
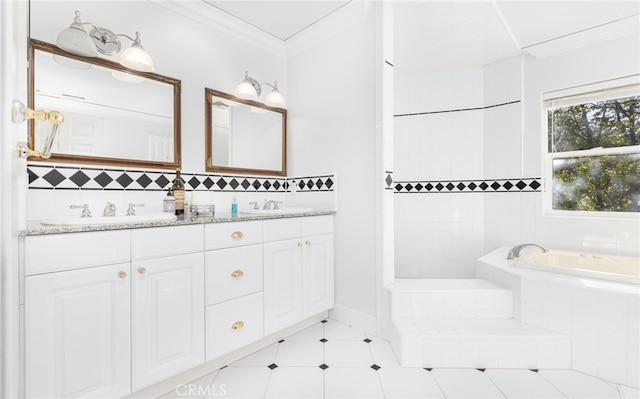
[507,243,548,260]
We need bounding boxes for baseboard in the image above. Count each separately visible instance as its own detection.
[329,304,377,336]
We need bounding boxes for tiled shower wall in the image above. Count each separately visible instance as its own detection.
[394,41,640,278]
[26,162,336,221]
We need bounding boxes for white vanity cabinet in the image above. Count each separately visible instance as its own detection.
[263,216,334,335]
[131,225,205,391]
[24,231,132,399]
[204,221,265,361]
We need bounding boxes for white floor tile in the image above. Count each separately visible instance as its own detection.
[324,319,368,341]
[377,367,445,398]
[324,367,384,398]
[485,369,565,399]
[209,366,271,398]
[619,385,640,399]
[369,341,401,368]
[431,369,506,398]
[159,372,218,398]
[324,341,374,367]
[286,323,325,341]
[275,340,324,367]
[228,343,278,367]
[538,369,620,399]
[264,367,324,399]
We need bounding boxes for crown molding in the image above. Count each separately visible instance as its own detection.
[285,1,372,58]
[149,0,286,58]
[522,14,640,59]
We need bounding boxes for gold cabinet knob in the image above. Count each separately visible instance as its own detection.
[231,231,244,239]
[231,321,244,330]
[137,267,147,275]
[305,241,311,246]
[230,269,244,278]
[297,242,304,247]
[118,271,127,279]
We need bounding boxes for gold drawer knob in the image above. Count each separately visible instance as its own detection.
[230,269,244,278]
[231,321,244,330]
[118,271,127,279]
[297,242,304,247]
[305,241,311,246]
[231,231,244,239]
[137,267,147,275]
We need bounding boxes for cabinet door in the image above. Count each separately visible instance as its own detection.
[132,252,205,391]
[25,263,131,399]
[303,234,334,317]
[263,239,304,335]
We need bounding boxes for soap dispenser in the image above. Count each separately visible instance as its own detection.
[231,196,238,217]
[163,189,175,213]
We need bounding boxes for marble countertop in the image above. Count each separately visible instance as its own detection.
[19,211,336,236]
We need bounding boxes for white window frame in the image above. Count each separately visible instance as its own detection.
[542,75,640,218]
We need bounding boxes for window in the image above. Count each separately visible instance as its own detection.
[544,78,640,214]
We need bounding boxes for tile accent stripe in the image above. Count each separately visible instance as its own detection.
[394,178,542,194]
[27,164,334,193]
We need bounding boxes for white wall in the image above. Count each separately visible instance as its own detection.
[287,7,378,323]
[394,66,486,278]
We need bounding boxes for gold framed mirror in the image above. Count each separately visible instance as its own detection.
[205,88,286,176]
[29,39,181,169]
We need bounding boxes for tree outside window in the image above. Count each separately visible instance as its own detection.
[546,83,640,213]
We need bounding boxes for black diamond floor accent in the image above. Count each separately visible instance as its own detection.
[370,364,380,371]
[477,368,486,372]
[363,338,372,343]
[424,368,433,372]
[70,171,90,187]
[43,169,66,187]
[319,364,329,370]
[268,363,278,370]
[320,338,328,343]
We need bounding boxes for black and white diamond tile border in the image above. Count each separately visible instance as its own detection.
[385,171,394,190]
[394,178,543,194]
[26,164,335,193]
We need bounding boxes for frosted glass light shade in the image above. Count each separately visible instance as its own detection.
[265,89,286,108]
[120,44,154,72]
[235,80,258,101]
[56,26,98,57]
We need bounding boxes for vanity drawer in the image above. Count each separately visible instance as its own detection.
[205,221,263,250]
[131,225,203,260]
[263,218,303,242]
[205,245,263,306]
[205,292,264,361]
[24,231,130,275]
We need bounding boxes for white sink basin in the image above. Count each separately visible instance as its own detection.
[41,213,177,226]
[240,207,314,215]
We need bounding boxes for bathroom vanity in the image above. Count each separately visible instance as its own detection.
[19,212,334,398]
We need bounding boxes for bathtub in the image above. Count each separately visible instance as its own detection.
[477,246,640,389]
[515,248,640,285]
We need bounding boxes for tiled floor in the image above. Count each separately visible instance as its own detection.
[161,319,640,399]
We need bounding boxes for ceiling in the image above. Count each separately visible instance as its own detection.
[200,0,640,75]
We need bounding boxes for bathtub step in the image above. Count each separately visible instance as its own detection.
[390,317,571,369]
[389,279,513,319]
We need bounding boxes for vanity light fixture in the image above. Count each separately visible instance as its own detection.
[11,100,64,159]
[234,70,286,108]
[56,10,155,72]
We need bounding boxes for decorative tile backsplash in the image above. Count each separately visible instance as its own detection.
[393,177,542,194]
[27,164,334,193]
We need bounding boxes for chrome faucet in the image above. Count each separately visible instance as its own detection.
[126,203,145,216]
[103,201,117,217]
[507,243,548,260]
[70,204,92,218]
[263,199,283,210]
[249,201,259,210]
